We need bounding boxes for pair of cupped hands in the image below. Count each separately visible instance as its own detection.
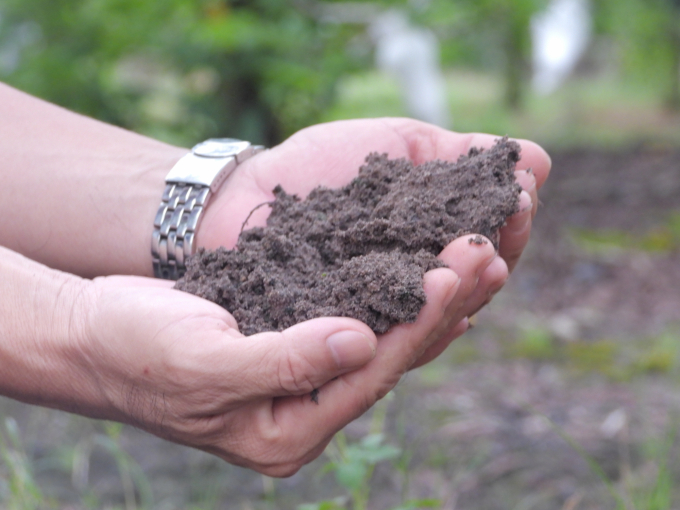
[72,118,550,476]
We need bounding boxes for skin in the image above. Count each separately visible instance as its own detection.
[0,83,550,476]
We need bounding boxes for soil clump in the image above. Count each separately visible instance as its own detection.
[175,138,522,335]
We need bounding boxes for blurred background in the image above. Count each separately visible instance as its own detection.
[2,0,679,148]
[1,0,680,509]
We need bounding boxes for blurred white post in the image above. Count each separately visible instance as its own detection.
[369,10,451,128]
[531,0,592,95]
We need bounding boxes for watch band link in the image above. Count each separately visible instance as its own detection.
[151,183,211,280]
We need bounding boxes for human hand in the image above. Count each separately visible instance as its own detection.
[197,118,550,366]
[73,238,494,475]
[0,115,547,473]
[0,241,485,476]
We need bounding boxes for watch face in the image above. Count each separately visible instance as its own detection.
[193,138,250,158]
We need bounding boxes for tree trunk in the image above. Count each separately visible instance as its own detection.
[503,9,532,111]
[667,15,680,111]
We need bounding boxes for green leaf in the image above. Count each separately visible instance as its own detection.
[335,459,367,492]
[392,499,442,510]
[297,498,346,510]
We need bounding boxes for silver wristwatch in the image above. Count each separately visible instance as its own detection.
[152,138,264,280]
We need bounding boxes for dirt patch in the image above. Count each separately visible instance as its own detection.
[175,138,522,335]
[501,144,680,338]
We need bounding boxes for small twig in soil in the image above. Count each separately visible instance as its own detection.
[240,201,274,234]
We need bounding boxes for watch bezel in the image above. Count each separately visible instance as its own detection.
[192,138,253,160]
[165,139,253,191]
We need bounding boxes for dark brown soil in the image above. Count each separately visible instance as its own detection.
[175,138,522,335]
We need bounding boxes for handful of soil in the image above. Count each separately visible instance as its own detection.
[175,137,523,335]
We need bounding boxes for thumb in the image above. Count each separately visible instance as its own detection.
[240,317,377,399]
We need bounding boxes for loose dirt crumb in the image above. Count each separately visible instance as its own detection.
[469,235,489,245]
[175,138,522,335]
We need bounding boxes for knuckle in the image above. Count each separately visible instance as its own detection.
[274,346,318,395]
[401,122,440,163]
[374,383,394,403]
[341,377,384,416]
[372,372,403,404]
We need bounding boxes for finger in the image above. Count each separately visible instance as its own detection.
[265,239,497,450]
[454,253,509,320]
[223,243,497,476]
[216,402,337,477]
[417,245,506,362]
[410,318,469,369]
[371,267,462,371]
[436,234,498,305]
[409,250,509,370]
[383,121,550,187]
[237,317,377,400]
[512,138,551,190]
[498,190,533,272]
[415,234,497,348]
[514,168,538,218]
[93,275,176,289]
[464,133,550,191]
[243,268,458,461]
[214,266,462,476]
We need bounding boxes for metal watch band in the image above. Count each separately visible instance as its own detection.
[151,182,211,280]
[152,138,263,280]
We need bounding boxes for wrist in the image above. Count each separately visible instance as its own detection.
[0,247,103,415]
[0,83,189,277]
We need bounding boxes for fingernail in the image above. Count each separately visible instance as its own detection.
[509,192,532,232]
[515,170,537,194]
[466,236,497,276]
[327,331,376,369]
[519,190,532,213]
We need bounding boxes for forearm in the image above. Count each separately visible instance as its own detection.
[0,246,103,416]
[0,83,187,277]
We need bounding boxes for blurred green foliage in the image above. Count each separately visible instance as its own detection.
[0,419,45,510]
[565,340,619,374]
[504,323,680,382]
[422,0,549,109]
[511,325,557,360]
[595,0,680,110]
[0,0,370,146]
[570,212,680,257]
[2,0,679,149]
[1,0,679,147]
